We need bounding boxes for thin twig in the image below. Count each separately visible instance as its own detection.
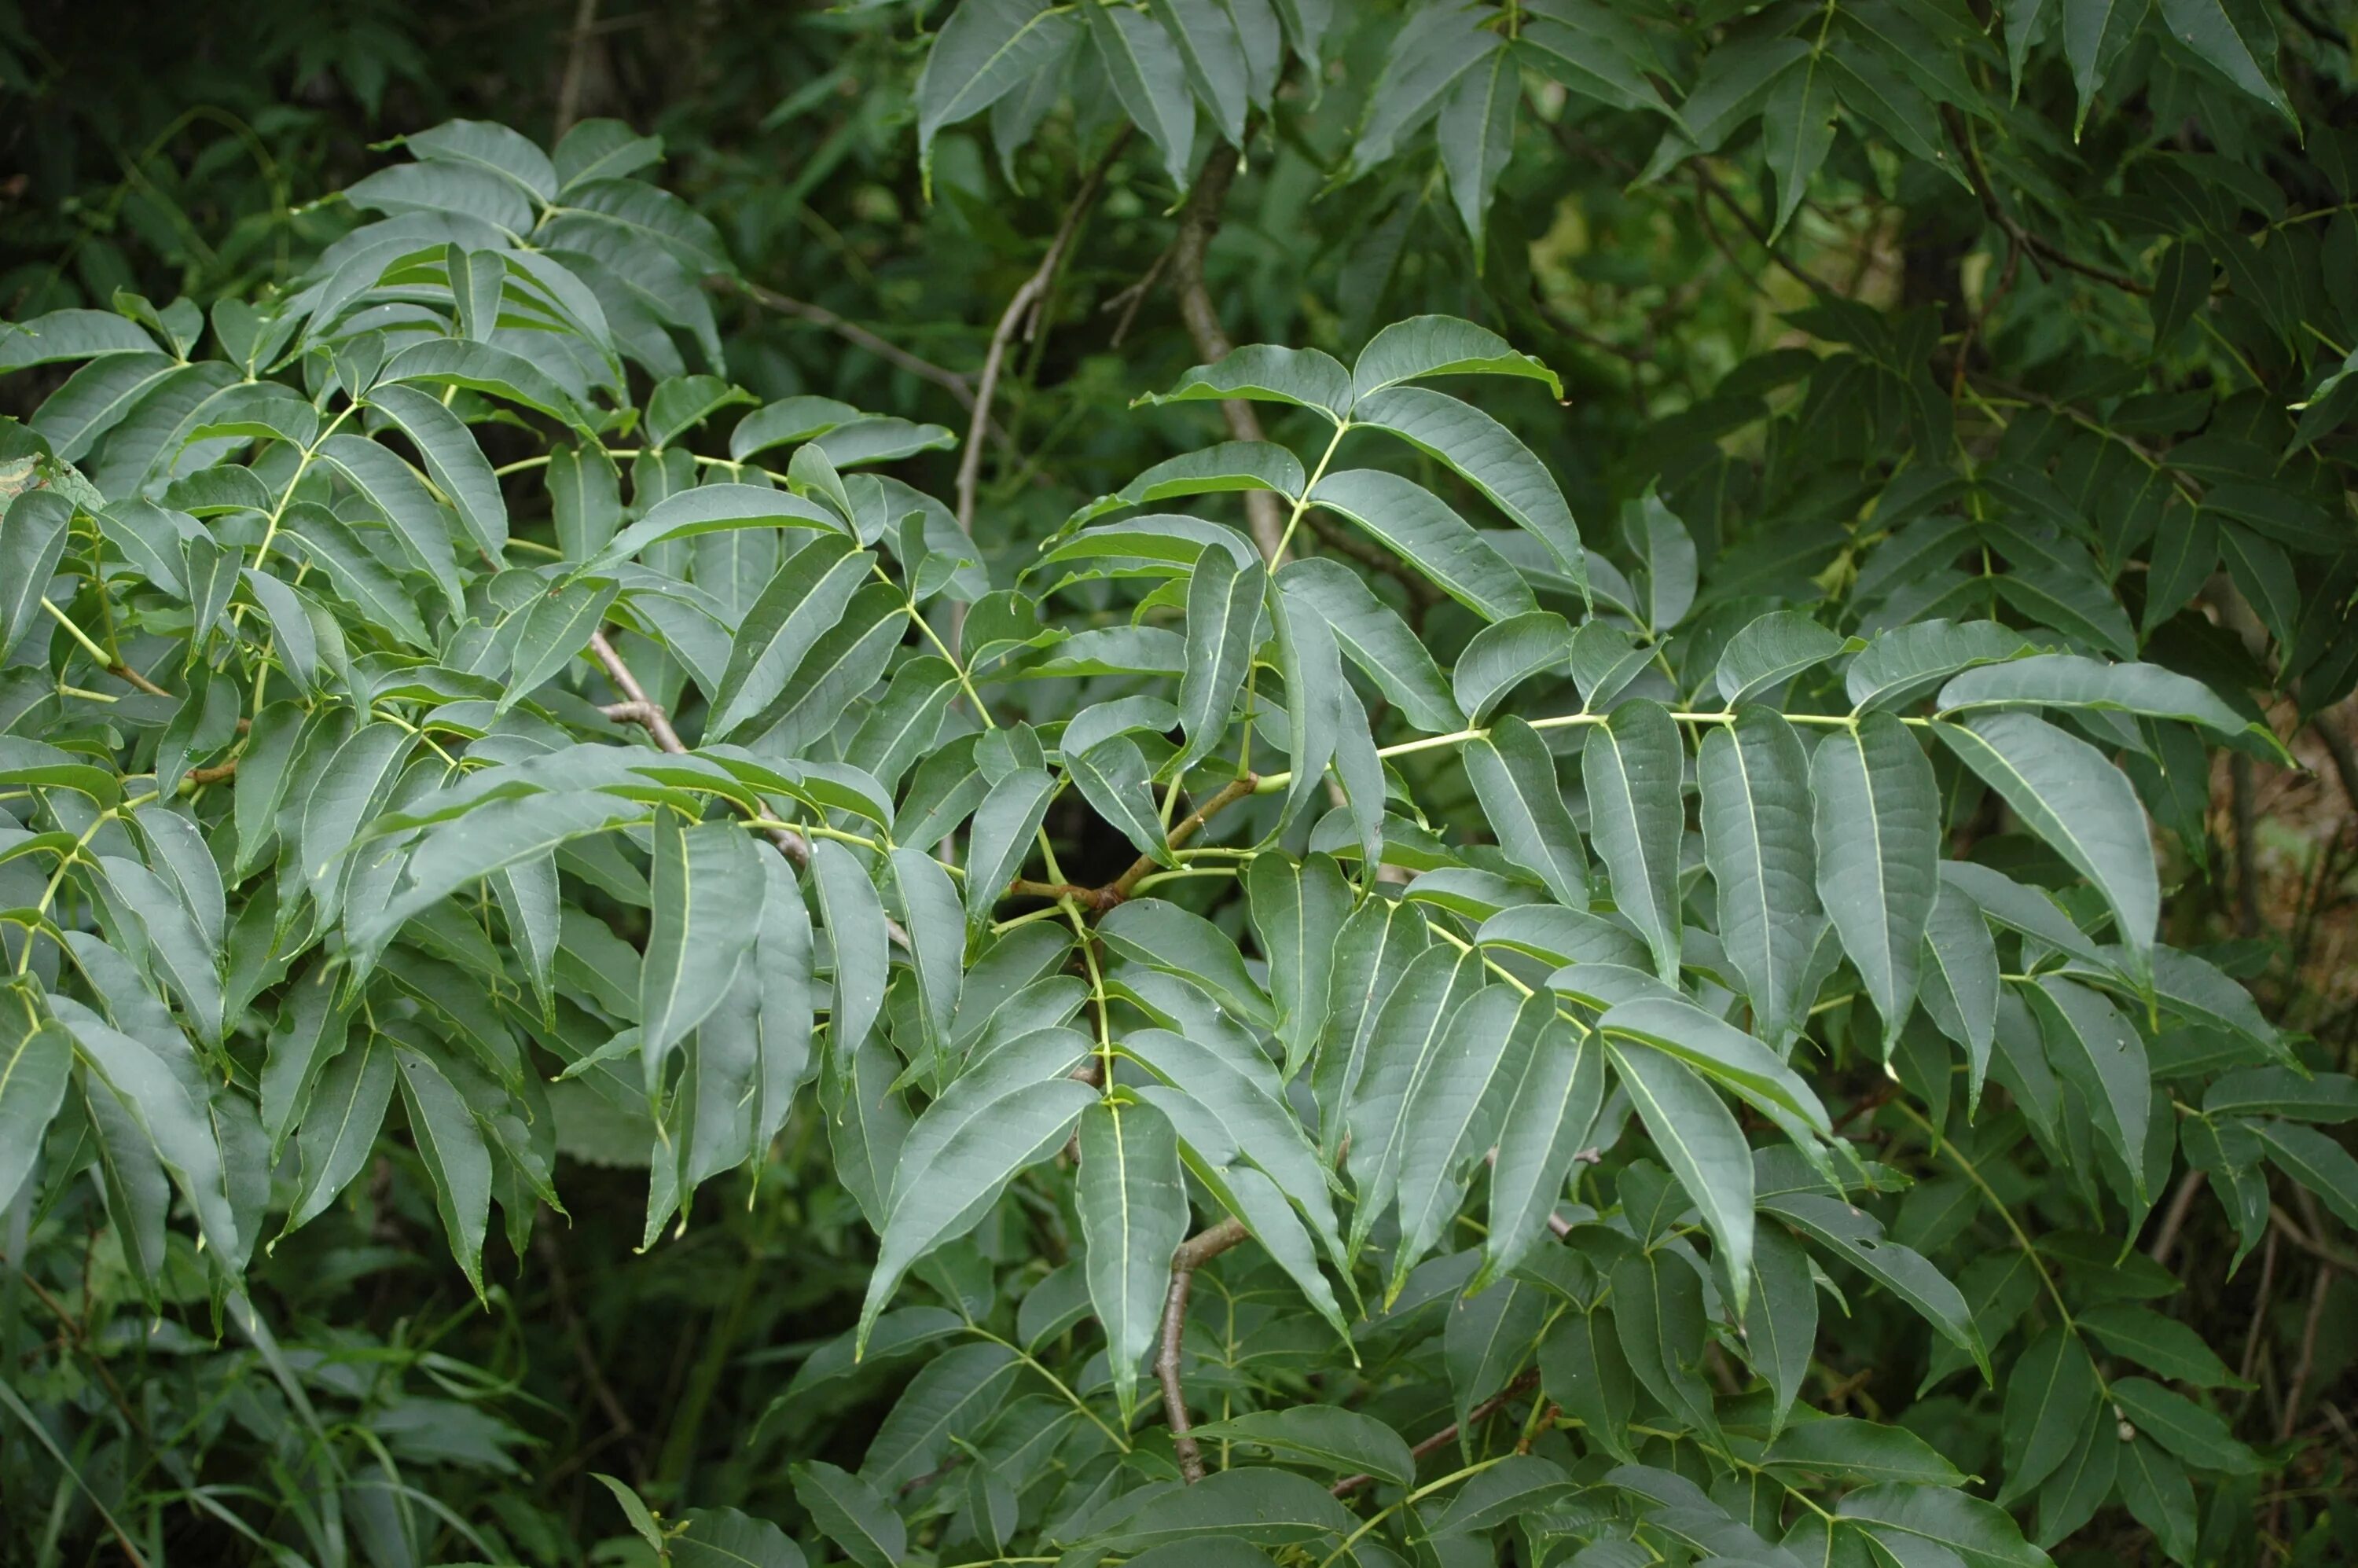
[2148,1169,2207,1268]
[956,131,1132,534]
[1160,1217,1251,1482]
[109,661,170,699]
[1331,1368,1542,1498]
[723,277,981,412]
[1107,776,1256,905]
[2278,1263,2334,1444]
[553,0,600,138]
[2242,1228,2280,1384]
[1169,141,1287,562]
[589,630,915,949]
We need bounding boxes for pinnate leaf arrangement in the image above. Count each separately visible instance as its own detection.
[3,1,2357,1562]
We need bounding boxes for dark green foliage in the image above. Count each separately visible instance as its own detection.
[2,2,2356,1565]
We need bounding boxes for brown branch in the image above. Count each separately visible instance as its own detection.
[553,0,599,138]
[590,630,916,949]
[1159,1217,1251,1482]
[1106,775,1256,905]
[1170,141,1286,563]
[724,277,981,413]
[956,130,1132,535]
[2278,1263,2334,1445]
[1331,1368,1543,1498]
[2308,713,2358,817]
[2148,1169,2207,1268]
[589,633,690,755]
[185,758,238,787]
[1944,108,2148,297]
[108,661,170,699]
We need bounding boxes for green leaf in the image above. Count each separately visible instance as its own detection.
[1064,736,1171,867]
[1097,898,1274,1028]
[1748,1228,1819,1432]
[2250,1117,2358,1229]
[2036,1405,2119,1548]
[1813,710,1940,1052]
[1583,698,1686,982]
[2116,1435,2197,1563]
[1846,619,2038,712]
[2157,0,2294,121]
[589,483,841,571]
[1246,850,1351,1077]
[1275,558,1462,733]
[1436,45,1519,264]
[593,1473,667,1556]
[1453,611,1572,723]
[861,1339,1022,1491]
[1311,894,1428,1162]
[1610,1247,1722,1437]
[2026,975,2151,1203]
[500,575,616,713]
[916,0,1079,180]
[1699,707,1821,1047]
[0,307,159,369]
[1765,1416,1967,1485]
[1078,1096,1190,1423]
[858,1077,1093,1350]
[1919,882,2000,1109]
[1763,1192,1984,1373]
[1465,715,1588,909]
[1078,441,1305,522]
[1144,343,1353,423]
[1761,51,1838,241]
[1606,1043,1754,1307]
[1937,654,2258,742]
[0,1008,69,1215]
[1350,385,1585,594]
[640,810,767,1092]
[1839,1481,2051,1568]
[674,1506,806,1568]
[363,384,508,564]
[1343,942,1487,1269]
[0,490,72,659]
[888,847,965,1067]
[2061,0,2142,132]
[1478,1014,1600,1291]
[1540,1298,1637,1461]
[1715,611,1853,707]
[2078,1303,2245,1388]
[2204,1067,2358,1122]
[1342,7,1498,178]
[1308,469,1538,622]
[966,767,1056,931]
[391,1045,492,1298]
[1085,0,1197,190]
[1999,1326,2101,1501]
[1188,1407,1414,1485]
[284,1037,397,1233]
[1394,986,1550,1291]
[1151,0,1251,145]
[1089,1468,1355,1552]
[791,1460,905,1568]
[1175,549,1264,774]
[1600,995,1830,1134]
[1938,711,2158,978]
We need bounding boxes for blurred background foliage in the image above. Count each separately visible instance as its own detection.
[3,0,2356,1562]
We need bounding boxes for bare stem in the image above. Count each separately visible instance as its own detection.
[1170,141,1286,562]
[955,130,1131,535]
[1159,1217,1251,1482]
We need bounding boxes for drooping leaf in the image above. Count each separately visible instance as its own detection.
[1813,711,1940,1052]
